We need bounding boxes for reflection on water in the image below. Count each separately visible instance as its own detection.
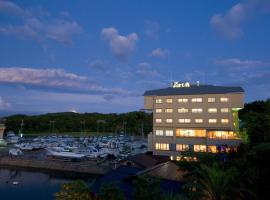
[0,168,78,200]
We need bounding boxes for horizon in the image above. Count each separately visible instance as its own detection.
[0,0,270,114]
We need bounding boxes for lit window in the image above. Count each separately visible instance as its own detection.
[220,97,229,102]
[194,145,206,152]
[156,119,162,123]
[155,99,162,103]
[165,130,173,136]
[156,109,162,113]
[155,143,169,151]
[176,129,206,137]
[166,119,173,123]
[178,118,191,123]
[208,131,236,139]
[176,144,189,151]
[208,119,217,123]
[208,146,217,153]
[166,98,173,103]
[165,108,173,113]
[221,108,229,113]
[178,98,188,103]
[208,98,215,103]
[155,130,163,136]
[208,108,217,113]
[176,156,181,161]
[191,98,202,103]
[221,119,229,124]
[192,108,203,113]
[195,119,203,123]
[178,108,188,113]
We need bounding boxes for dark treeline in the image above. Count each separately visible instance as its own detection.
[4,111,153,135]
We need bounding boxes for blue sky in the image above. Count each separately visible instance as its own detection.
[0,0,269,114]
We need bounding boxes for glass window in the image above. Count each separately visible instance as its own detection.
[191,98,202,102]
[221,108,229,113]
[165,108,173,113]
[178,118,191,123]
[208,146,217,153]
[166,98,173,103]
[208,108,217,113]
[155,99,162,103]
[220,97,229,102]
[156,109,162,113]
[208,131,236,139]
[166,119,173,123]
[155,119,162,123]
[221,119,229,124]
[155,143,169,150]
[176,129,206,137]
[155,130,163,136]
[178,108,188,113]
[192,108,203,113]
[195,119,203,123]
[165,130,173,136]
[208,98,215,103]
[208,119,217,123]
[178,98,188,103]
[194,145,207,152]
[176,144,189,151]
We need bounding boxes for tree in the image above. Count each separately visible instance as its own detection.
[99,182,125,200]
[55,180,95,200]
[133,175,161,200]
[183,163,242,200]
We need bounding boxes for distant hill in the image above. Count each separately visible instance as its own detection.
[3,111,153,136]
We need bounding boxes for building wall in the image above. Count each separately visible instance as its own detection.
[144,92,244,157]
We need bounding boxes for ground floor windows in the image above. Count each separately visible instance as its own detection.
[194,144,207,152]
[176,144,189,151]
[208,145,217,153]
[155,143,169,151]
[155,130,163,136]
[155,118,162,123]
[165,130,173,136]
[176,129,206,137]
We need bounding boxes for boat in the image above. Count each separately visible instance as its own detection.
[47,150,85,159]
[9,148,23,156]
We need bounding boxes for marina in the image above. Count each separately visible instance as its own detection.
[0,133,148,175]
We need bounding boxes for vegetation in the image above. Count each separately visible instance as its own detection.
[3,111,152,136]
[51,99,270,199]
[55,180,96,200]
[99,182,125,200]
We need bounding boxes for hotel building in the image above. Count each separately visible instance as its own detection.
[144,82,244,160]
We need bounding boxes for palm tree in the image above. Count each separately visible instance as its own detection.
[183,163,241,200]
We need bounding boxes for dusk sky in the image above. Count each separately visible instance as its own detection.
[0,0,269,114]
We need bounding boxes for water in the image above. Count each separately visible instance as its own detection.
[0,168,87,200]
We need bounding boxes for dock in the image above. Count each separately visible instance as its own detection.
[0,155,110,175]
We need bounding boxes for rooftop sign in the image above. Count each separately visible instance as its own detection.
[172,81,191,88]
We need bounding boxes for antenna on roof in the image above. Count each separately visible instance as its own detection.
[168,72,174,87]
[196,81,200,86]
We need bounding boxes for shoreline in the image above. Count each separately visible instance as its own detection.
[0,156,110,177]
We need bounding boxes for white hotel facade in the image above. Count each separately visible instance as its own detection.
[144,82,244,160]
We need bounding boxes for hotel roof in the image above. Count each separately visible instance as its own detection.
[143,85,244,96]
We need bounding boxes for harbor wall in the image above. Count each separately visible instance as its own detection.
[0,156,109,175]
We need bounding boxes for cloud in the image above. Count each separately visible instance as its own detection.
[215,58,264,67]
[150,48,170,58]
[135,62,161,78]
[210,0,270,39]
[144,20,160,39]
[0,67,135,97]
[0,1,82,45]
[0,96,11,110]
[101,27,138,61]
[88,59,108,71]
